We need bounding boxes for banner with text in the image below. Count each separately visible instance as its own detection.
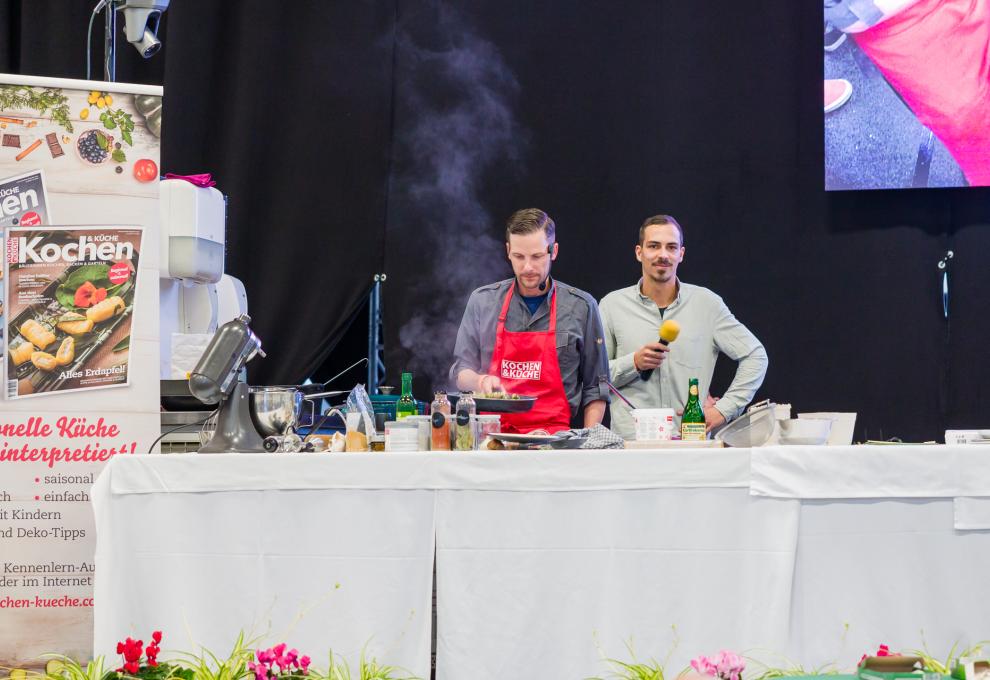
[0,74,162,668]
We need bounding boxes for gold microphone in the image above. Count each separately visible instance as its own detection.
[639,319,681,381]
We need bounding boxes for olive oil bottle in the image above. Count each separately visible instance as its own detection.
[396,372,418,419]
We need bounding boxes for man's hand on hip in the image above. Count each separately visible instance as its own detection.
[704,395,725,432]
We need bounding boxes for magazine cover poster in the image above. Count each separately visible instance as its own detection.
[5,226,142,399]
[0,169,53,228]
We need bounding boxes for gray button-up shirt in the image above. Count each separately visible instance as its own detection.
[599,280,768,439]
[450,278,610,423]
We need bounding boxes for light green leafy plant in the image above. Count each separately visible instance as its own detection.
[312,648,418,680]
[588,637,670,680]
[744,652,841,680]
[171,631,256,680]
[38,654,112,680]
[907,639,990,675]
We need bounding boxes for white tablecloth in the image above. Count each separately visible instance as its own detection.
[92,447,990,680]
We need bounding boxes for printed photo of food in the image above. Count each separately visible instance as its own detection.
[4,227,142,398]
[0,84,161,198]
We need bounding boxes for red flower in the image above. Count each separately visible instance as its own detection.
[124,661,140,674]
[117,641,126,654]
[152,631,162,644]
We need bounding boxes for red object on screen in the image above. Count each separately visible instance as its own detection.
[854,0,990,185]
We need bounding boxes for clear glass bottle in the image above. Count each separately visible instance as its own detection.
[431,391,452,451]
[396,372,418,420]
[454,391,477,451]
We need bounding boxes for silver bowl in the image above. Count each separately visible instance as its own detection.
[249,387,302,437]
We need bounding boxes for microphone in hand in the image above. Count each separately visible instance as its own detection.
[639,319,681,382]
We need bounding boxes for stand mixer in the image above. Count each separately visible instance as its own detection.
[189,314,266,453]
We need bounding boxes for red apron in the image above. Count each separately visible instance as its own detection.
[854,0,990,185]
[488,284,571,434]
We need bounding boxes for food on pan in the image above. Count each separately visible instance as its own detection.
[31,351,57,372]
[55,337,75,366]
[20,319,56,350]
[10,340,35,366]
[480,392,524,400]
[86,295,126,323]
[57,312,95,336]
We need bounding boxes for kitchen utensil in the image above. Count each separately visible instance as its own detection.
[191,315,266,453]
[605,379,640,410]
[248,386,309,438]
[713,399,778,448]
[778,418,832,445]
[472,395,537,413]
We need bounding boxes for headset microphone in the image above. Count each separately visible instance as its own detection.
[538,243,554,292]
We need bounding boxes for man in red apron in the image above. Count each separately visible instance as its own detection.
[450,209,610,433]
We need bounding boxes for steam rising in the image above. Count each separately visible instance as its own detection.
[394,5,525,386]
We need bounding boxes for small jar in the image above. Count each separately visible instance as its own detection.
[473,415,502,450]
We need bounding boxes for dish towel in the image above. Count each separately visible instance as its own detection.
[558,424,625,449]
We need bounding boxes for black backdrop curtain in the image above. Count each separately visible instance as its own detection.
[3,1,989,441]
[1,0,393,387]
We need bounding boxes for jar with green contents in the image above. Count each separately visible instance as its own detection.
[454,391,477,451]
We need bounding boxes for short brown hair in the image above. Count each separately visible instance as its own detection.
[505,208,556,243]
[639,214,684,246]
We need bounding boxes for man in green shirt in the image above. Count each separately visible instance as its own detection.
[599,214,768,440]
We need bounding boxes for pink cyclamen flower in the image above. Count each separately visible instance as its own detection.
[715,649,745,678]
[300,656,311,672]
[691,656,717,676]
[248,661,269,680]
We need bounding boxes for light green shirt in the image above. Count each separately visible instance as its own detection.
[599,279,768,439]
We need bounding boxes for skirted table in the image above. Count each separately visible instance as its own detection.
[92,447,990,679]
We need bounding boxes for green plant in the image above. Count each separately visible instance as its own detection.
[744,652,840,680]
[907,639,990,675]
[312,649,418,680]
[171,632,256,680]
[588,640,666,680]
[38,654,113,680]
[0,85,73,131]
[98,107,135,146]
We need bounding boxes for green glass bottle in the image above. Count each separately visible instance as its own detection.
[396,372,418,420]
[680,377,707,441]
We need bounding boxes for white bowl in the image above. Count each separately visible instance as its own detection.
[778,418,832,445]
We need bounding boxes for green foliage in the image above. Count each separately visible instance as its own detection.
[311,648,419,680]
[100,108,135,146]
[55,264,112,309]
[907,639,990,675]
[170,631,256,680]
[588,638,668,680]
[588,657,665,680]
[0,85,74,131]
[744,652,841,680]
[38,654,114,680]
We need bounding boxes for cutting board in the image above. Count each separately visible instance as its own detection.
[624,439,724,449]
